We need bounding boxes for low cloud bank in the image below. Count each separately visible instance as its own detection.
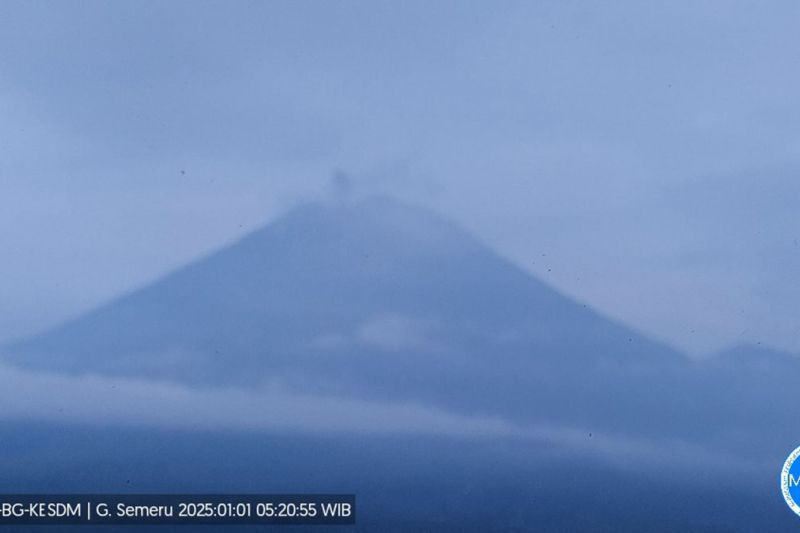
[0,361,754,476]
[0,361,516,436]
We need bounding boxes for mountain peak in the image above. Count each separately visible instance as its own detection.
[263,196,480,253]
[5,196,683,389]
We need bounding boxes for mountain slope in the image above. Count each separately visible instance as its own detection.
[5,197,800,457]
[3,197,800,530]
[7,197,683,382]
[3,197,717,441]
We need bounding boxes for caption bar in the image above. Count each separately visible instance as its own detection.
[0,494,355,525]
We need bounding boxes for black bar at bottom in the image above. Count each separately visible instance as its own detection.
[0,494,355,525]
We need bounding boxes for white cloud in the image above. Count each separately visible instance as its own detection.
[356,314,447,355]
[0,360,761,478]
[0,360,511,436]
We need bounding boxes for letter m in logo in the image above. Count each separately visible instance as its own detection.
[790,474,800,488]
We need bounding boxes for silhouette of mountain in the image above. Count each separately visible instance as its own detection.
[6,196,680,375]
[2,198,799,530]
[3,198,796,450]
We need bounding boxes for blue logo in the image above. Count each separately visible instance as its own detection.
[781,446,800,516]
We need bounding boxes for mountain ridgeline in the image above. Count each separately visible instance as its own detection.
[4,197,800,530]
[4,197,798,451]
[7,197,680,376]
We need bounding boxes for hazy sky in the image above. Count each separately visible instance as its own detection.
[1,1,798,355]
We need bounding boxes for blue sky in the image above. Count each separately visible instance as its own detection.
[1,1,799,355]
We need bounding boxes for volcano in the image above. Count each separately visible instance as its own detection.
[4,197,794,445]
[6,195,680,380]
[3,197,800,531]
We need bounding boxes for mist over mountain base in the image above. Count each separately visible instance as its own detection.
[0,422,791,532]
[2,199,798,530]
